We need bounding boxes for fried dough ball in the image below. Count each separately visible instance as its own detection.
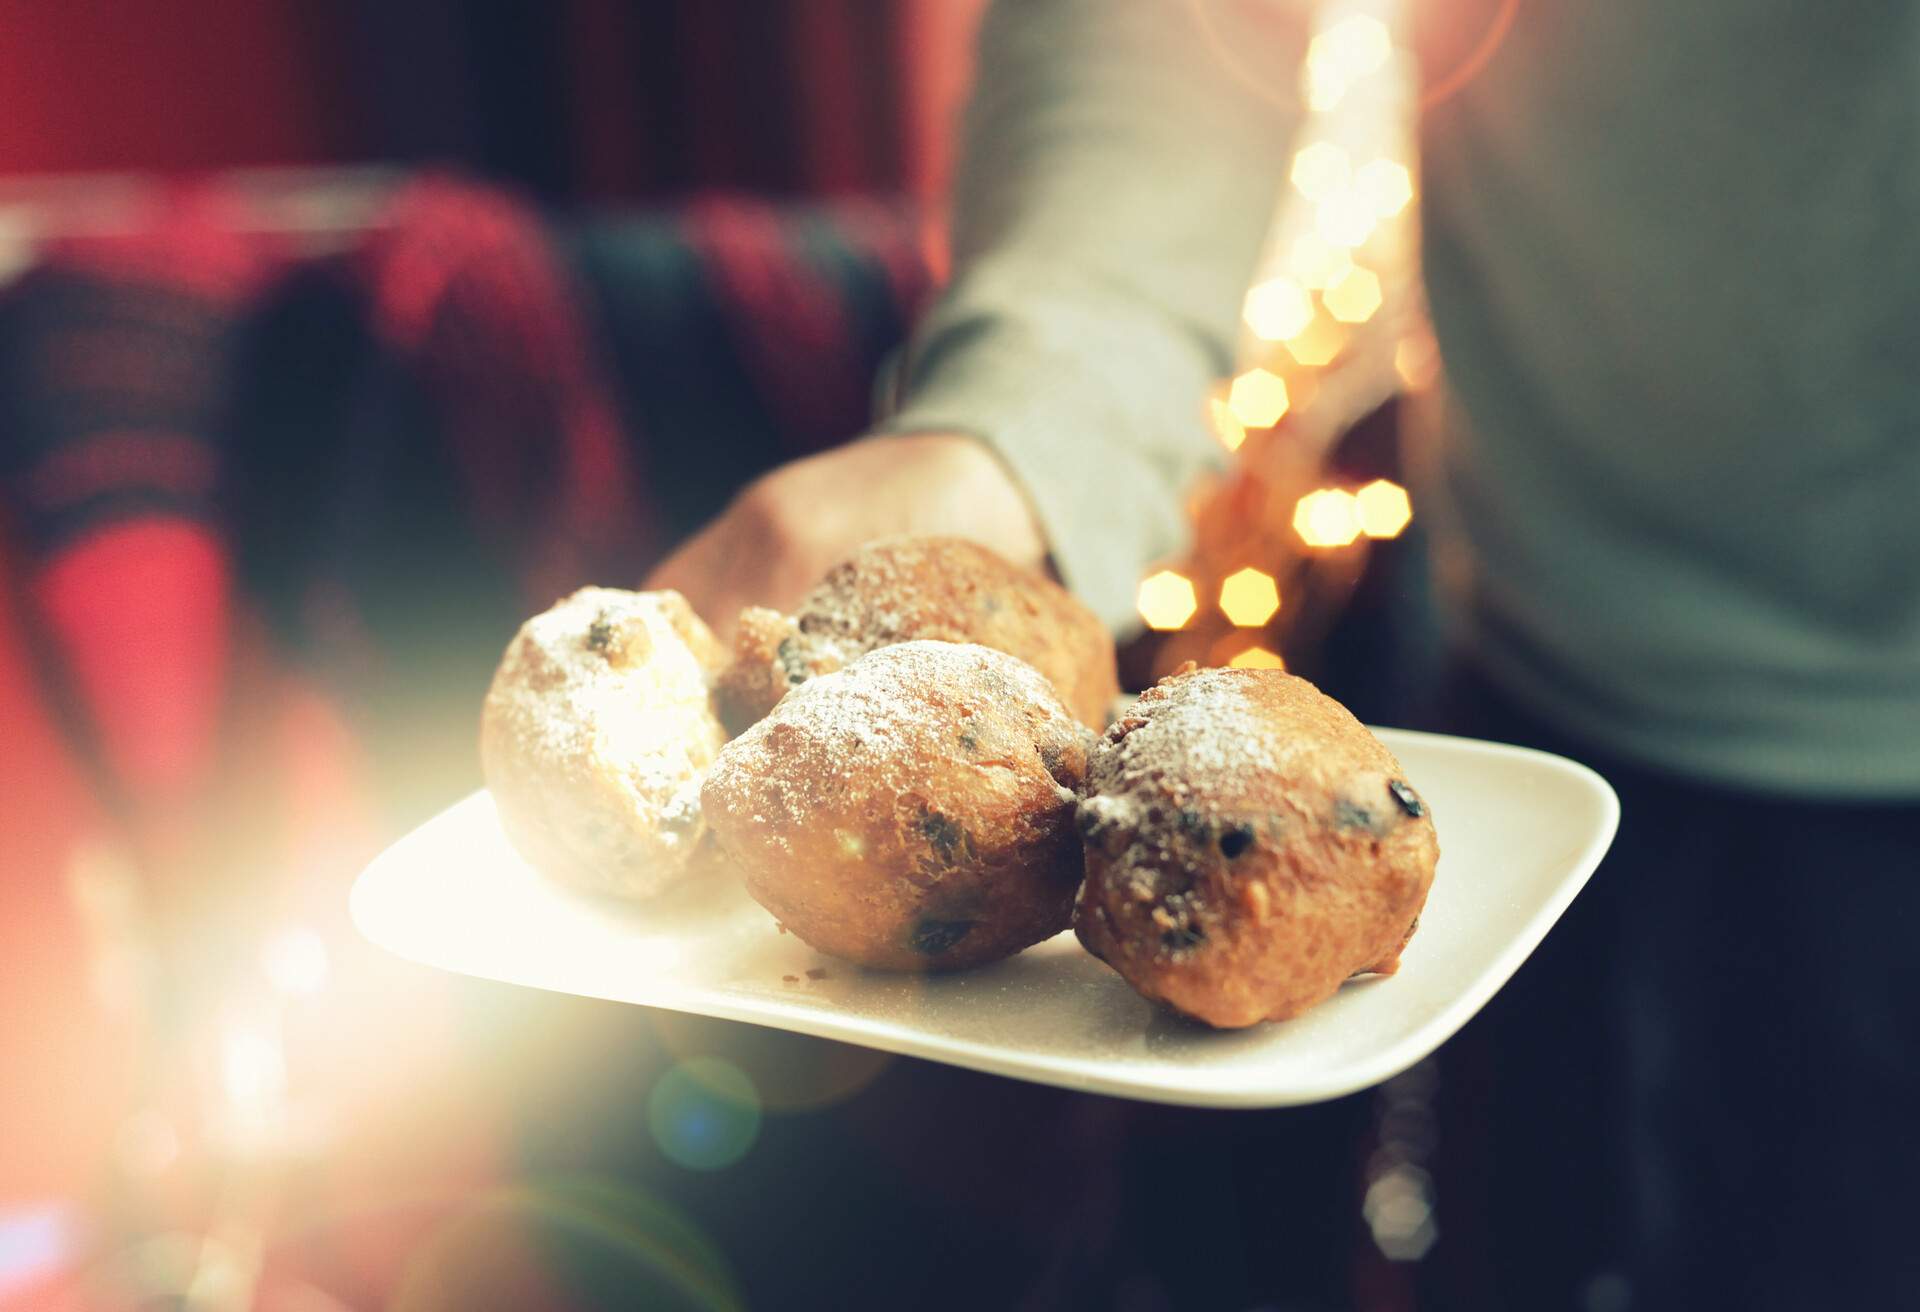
[1073,665,1438,1028]
[481,587,727,898]
[701,640,1091,971]
[715,536,1119,734]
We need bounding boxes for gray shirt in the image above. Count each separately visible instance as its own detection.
[881,0,1920,798]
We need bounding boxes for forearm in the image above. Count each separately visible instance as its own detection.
[880,0,1308,631]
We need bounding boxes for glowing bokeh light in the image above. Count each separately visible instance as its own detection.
[1227,368,1290,428]
[1289,231,1355,290]
[1356,479,1413,538]
[1323,266,1384,324]
[1293,488,1363,548]
[1228,646,1287,670]
[1316,190,1379,249]
[222,1027,286,1112]
[1364,1164,1438,1262]
[1218,568,1282,627]
[1137,570,1199,631]
[1243,277,1315,341]
[1286,316,1348,368]
[648,1013,896,1114]
[1356,158,1415,218]
[648,1057,761,1172]
[261,926,329,997]
[1290,143,1352,204]
[1305,16,1394,111]
[1208,397,1247,453]
[1316,16,1393,76]
[0,1206,80,1299]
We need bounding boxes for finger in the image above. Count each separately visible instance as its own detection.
[644,520,723,605]
[645,519,761,644]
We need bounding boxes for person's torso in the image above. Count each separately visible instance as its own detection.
[1415,0,1920,794]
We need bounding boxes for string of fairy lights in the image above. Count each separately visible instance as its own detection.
[1136,0,1437,677]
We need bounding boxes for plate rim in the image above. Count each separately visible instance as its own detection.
[351,727,1621,1108]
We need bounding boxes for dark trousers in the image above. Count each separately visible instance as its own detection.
[1424,669,1920,1312]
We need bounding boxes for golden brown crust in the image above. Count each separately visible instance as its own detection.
[714,606,810,736]
[480,587,728,899]
[702,640,1091,971]
[714,536,1119,734]
[1072,666,1438,1027]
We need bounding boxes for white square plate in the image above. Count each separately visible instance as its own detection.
[351,729,1617,1108]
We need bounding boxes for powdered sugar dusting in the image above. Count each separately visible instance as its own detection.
[720,536,1118,733]
[1078,666,1403,864]
[492,588,720,794]
[777,639,1062,744]
[793,535,952,646]
[705,639,1084,846]
[1092,667,1282,801]
[482,588,727,894]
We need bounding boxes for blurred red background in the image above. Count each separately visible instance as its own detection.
[0,6,979,1302]
[0,0,977,200]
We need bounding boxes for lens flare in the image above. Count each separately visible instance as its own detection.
[0,1205,81,1301]
[261,927,330,997]
[648,1012,894,1114]
[648,1057,761,1172]
[222,1028,286,1112]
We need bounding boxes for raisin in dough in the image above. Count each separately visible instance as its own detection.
[1074,665,1438,1027]
[702,640,1090,970]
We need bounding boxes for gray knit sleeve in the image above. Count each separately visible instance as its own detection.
[877,0,1306,632]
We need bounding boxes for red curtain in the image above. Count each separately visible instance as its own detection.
[0,0,982,202]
